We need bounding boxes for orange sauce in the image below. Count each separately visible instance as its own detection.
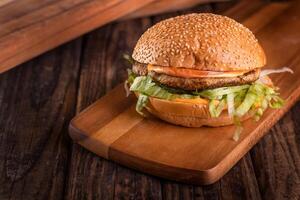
[172,97,208,105]
[148,65,249,78]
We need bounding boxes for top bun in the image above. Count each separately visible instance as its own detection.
[132,13,266,71]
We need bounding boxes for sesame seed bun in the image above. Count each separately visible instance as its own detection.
[132,13,266,71]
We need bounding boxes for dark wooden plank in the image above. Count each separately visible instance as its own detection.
[114,167,163,200]
[194,156,261,200]
[250,108,300,200]
[64,27,120,200]
[161,156,260,199]
[0,39,82,199]
[162,181,194,200]
[159,155,261,200]
[65,18,163,199]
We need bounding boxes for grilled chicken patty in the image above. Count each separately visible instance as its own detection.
[132,62,260,90]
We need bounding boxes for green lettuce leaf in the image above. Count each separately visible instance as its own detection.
[195,85,250,99]
[235,91,256,117]
[136,93,149,116]
[269,95,285,108]
[127,69,137,84]
[209,98,226,117]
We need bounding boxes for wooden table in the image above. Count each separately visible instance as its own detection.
[1,0,300,199]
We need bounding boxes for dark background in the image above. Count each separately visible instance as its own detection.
[1,0,299,199]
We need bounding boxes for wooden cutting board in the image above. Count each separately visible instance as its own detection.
[69,1,300,185]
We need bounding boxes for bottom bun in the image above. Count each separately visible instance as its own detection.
[142,96,251,127]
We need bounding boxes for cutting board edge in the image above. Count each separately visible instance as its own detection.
[69,121,88,142]
[109,146,219,185]
[69,121,110,159]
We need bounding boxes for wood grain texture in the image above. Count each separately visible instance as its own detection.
[243,2,290,32]
[65,18,160,200]
[0,40,82,199]
[0,0,15,8]
[1,0,299,199]
[121,0,227,20]
[220,0,266,21]
[0,0,155,73]
[251,110,300,200]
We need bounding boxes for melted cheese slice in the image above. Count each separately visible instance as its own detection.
[172,97,208,105]
[148,65,250,78]
[136,92,208,105]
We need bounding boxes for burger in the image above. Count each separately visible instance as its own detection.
[125,13,292,140]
